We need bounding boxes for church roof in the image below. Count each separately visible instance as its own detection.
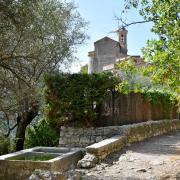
[94,36,119,44]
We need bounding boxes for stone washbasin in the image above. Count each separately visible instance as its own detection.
[0,147,84,180]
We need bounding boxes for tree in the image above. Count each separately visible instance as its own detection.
[0,0,87,150]
[80,64,88,74]
[120,0,180,107]
[115,58,144,94]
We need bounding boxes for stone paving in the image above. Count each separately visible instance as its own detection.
[81,130,180,180]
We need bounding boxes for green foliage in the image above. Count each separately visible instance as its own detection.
[0,0,87,149]
[142,88,177,106]
[116,59,177,106]
[0,136,10,155]
[115,59,147,94]
[44,72,118,127]
[123,0,180,98]
[25,119,59,148]
[116,58,137,79]
[80,65,88,74]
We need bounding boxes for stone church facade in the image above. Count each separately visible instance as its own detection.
[88,28,144,74]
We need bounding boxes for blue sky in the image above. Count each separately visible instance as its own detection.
[70,0,156,72]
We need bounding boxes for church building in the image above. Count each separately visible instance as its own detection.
[88,28,144,74]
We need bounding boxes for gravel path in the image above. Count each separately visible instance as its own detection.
[80,131,180,180]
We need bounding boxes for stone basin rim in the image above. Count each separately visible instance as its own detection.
[0,146,84,162]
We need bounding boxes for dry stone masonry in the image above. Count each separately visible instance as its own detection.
[59,119,180,168]
[86,119,180,161]
[59,126,124,147]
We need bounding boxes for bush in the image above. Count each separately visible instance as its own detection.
[44,72,118,127]
[0,136,10,155]
[25,119,59,148]
[142,88,177,105]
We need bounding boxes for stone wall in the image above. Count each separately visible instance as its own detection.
[59,126,124,148]
[86,119,180,160]
[59,119,180,149]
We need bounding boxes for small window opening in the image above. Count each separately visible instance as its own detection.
[121,34,124,42]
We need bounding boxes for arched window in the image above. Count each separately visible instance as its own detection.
[121,34,124,42]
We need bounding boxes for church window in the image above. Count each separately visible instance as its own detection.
[121,34,124,42]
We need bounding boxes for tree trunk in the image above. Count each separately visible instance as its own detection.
[15,119,28,151]
[15,106,38,151]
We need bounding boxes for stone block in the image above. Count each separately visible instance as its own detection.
[71,137,80,143]
[86,135,127,159]
[95,136,104,143]
[73,128,84,136]
[94,127,104,135]
[77,153,97,169]
[79,137,91,144]
[85,127,95,136]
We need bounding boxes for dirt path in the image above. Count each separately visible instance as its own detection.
[80,131,180,180]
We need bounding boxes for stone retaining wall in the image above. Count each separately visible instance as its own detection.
[59,126,124,147]
[59,119,180,149]
[86,119,180,160]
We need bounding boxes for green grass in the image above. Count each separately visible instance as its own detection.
[8,154,57,161]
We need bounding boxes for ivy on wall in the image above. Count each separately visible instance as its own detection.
[44,72,118,127]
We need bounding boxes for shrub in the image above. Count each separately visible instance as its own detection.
[0,136,10,155]
[25,119,59,148]
[44,72,118,127]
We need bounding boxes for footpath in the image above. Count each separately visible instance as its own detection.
[81,131,180,180]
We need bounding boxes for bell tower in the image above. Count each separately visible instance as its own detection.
[117,27,128,54]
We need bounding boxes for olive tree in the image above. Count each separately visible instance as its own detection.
[0,0,87,150]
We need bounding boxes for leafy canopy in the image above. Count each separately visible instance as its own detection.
[115,59,177,106]
[124,0,180,89]
[80,64,88,74]
[122,0,180,108]
[0,0,87,148]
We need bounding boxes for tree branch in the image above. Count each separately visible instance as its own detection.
[114,16,152,29]
[4,122,19,137]
[0,62,31,87]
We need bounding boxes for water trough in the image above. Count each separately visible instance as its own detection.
[0,147,84,180]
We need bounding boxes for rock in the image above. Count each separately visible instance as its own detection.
[28,169,65,180]
[150,160,165,166]
[65,169,81,180]
[95,165,105,171]
[95,136,103,142]
[136,168,147,173]
[118,155,127,161]
[79,137,90,144]
[28,174,40,180]
[77,153,98,169]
